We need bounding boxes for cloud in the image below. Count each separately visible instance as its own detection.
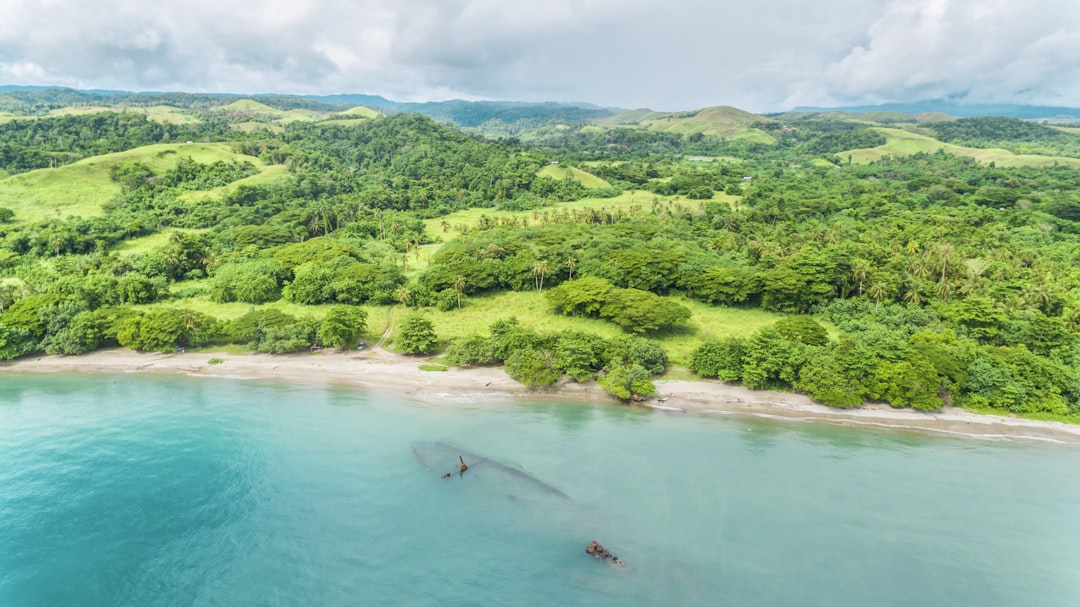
[820,0,1080,107]
[0,0,1077,111]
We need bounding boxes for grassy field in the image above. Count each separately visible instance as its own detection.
[138,285,792,366]
[336,106,380,119]
[179,164,290,203]
[232,121,284,134]
[595,106,776,144]
[842,127,1080,168]
[536,164,611,188]
[422,190,738,241]
[47,105,200,125]
[384,291,787,365]
[113,228,210,255]
[0,142,285,222]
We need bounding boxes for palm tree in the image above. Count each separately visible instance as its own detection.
[851,259,870,297]
[934,242,955,283]
[902,278,925,305]
[396,287,411,308]
[936,279,953,303]
[532,260,550,294]
[452,276,465,309]
[868,281,889,312]
[565,256,577,280]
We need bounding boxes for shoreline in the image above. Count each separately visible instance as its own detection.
[4,348,1080,444]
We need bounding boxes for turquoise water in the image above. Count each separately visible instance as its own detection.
[1,374,1079,606]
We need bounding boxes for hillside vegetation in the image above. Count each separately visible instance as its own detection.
[3,102,1080,418]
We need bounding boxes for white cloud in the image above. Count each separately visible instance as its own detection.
[0,0,1077,111]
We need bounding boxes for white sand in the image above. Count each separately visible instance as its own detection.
[4,347,1080,444]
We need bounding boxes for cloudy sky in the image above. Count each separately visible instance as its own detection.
[2,0,1079,111]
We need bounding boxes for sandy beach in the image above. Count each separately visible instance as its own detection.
[4,347,1080,444]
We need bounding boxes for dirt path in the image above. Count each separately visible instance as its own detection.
[374,307,395,350]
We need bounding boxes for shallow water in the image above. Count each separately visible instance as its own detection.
[1,374,1078,606]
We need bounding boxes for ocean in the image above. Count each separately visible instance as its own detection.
[1,374,1078,606]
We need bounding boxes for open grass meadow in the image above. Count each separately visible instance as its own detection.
[595,106,777,144]
[388,290,788,366]
[47,105,200,125]
[421,190,739,241]
[842,127,1080,168]
[112,228,211,256]
[0,143,284,223]
[137,284,793,366]
[536,164,611,188]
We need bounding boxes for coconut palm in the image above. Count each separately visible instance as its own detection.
[532,260,550,294]
[452,276,465,309]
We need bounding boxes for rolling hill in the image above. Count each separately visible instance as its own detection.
[839,127,1080,168]
[0,142,288,222]
[595,106,776,143]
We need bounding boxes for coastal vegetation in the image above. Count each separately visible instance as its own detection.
[3,93,1080,419]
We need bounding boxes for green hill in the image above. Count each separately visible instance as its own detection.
[841,127,1080,168]
[537,164,611,188]
[595,106,775,143]
[45,105,200,125]
[318,106,381,127]
[775,110,956,125]
[337,106,381,119]
[0,143,284,222]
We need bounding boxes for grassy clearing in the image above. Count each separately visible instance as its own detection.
[46,105,199,125]
[596,106,777,144]
[213,99,331,127]
[336,106,380,119]
[232,121,284,134]
[137,287,816,369]
[179,164,290,203]
[842,128,1080,168]
[0,143,280,222]
[146,289,395,345]
[385,291,788,366]
[318,118,370,127]
[422,190,738,241]
[113,228,210,255]
[537,164,611,188]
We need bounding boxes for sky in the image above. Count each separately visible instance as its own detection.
[1,0,1079,112]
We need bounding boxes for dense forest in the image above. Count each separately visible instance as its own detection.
[3,101,1080,421]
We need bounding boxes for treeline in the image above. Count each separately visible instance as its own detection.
[932,116,1080,158]
[690,300,1079,415]
[445,317,667,400]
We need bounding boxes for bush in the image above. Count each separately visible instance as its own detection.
[505,348,560,387]
[444,335,498,367]
[396,315,438,354]
[599,360,656,401]
[689,338,746,381]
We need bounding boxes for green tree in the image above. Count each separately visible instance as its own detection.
[689,338,746,381]
[505,348,560,387]
[599,360,656,401]
[397,314,438,354]
[317,305,368,349]
[774,316,829,346]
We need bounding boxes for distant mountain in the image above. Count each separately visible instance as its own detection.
[303,93,396,108]
[0,86,620,130]
[790,101,1080,121]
